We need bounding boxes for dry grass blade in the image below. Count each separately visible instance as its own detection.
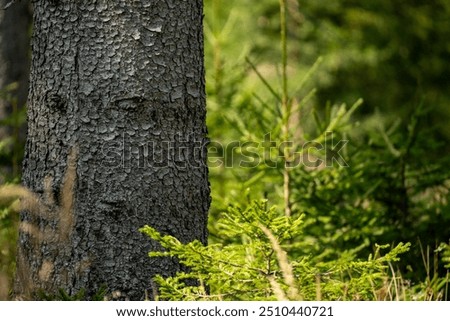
[268,275,288,301]
[1,145,80,299]
[0,185,42,214]
[0,273,9,300]
[259,223,302,300]
[58,146,78,243]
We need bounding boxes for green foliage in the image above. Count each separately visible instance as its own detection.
[0,82,27,299]
[141,200,411,300]
[441,243,450,269]
[0,187,19,299]
[0,82,26,182]
[290,103,450,260]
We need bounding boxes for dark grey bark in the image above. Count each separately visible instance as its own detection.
[15,0,209,300]
[0,1,32,179]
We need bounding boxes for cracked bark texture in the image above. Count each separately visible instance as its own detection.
[15,0,209,300]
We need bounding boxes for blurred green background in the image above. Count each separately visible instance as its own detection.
[203,0,450,297]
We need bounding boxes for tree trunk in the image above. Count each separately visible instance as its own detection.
[14,0,209,300]
[0,2,32,179]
